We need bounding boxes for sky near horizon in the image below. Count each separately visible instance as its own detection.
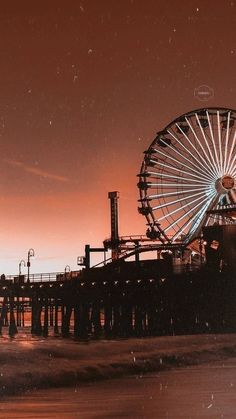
[0,1,235,274]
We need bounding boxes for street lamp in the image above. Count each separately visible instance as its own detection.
[19,260,26,276]
[27,248,35,283]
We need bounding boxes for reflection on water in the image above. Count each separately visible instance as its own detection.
[1,359,236,418]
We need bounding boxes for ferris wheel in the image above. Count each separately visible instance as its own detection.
[137,107,236,244]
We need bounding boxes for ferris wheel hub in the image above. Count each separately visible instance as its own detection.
[216,175,235,194]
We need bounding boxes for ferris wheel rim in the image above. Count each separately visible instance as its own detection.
[161,106,236,131]
[138,106,236,245]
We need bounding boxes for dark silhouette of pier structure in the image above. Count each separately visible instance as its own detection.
[1,197,235,339]
[0,239,235,339]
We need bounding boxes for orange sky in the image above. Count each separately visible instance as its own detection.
[0,1,235,274]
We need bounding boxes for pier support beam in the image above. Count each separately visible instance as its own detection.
[61,304,72,338]
[9,295,18,337]
[0,297,8,334]
[54,300,59,334]
[43,298,49,337]
[31,296,42,335]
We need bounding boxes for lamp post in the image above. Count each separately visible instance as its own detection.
[27,248,35,283]
[64,265,70,280]
[19,260,26,276]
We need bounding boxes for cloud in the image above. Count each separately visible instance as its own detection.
[4,159,69,183]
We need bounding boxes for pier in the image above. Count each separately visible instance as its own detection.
[1,107,236,342]
[0,258,235,339]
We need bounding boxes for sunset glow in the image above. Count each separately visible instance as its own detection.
[0,2,235,274]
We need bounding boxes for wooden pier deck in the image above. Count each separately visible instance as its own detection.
[0,260,235,340]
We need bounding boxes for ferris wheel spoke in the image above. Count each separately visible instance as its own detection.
[217,111,223,174]
[153,147,214,183]
[153,160,213,183]
[186,193,218,237]
[167,130,214,182]
[171,192,216,241]
[164,191,216,234]
[175,121,216,179]
[205,217,211,227]
[146,171,211,185]
[172,195,216,242]
[195,113,220,177]
[225,130,236,174]
[152,190,213,210]
[185,117,219,179]
[223,111,231,173]
[206,111,222,176]
[154,134,214,182]
[172,208,206,242]
[157,191,213,222]
[147,182,210,188]
[227,153,236,176]
[148,187,212,200]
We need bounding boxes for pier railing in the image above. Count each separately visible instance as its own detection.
[5,271,81,283]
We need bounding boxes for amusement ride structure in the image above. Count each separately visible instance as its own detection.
[104,107,236,268]
[137,107,236,244]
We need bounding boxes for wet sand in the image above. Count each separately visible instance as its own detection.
[1,332,236,397]
[1,358,236,418]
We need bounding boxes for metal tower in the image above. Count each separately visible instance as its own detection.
[108,191,119,260]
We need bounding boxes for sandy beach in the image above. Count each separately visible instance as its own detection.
[1,331,236,397]
[2,359,236,418]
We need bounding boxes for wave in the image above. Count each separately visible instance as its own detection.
[0,330,236,397]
